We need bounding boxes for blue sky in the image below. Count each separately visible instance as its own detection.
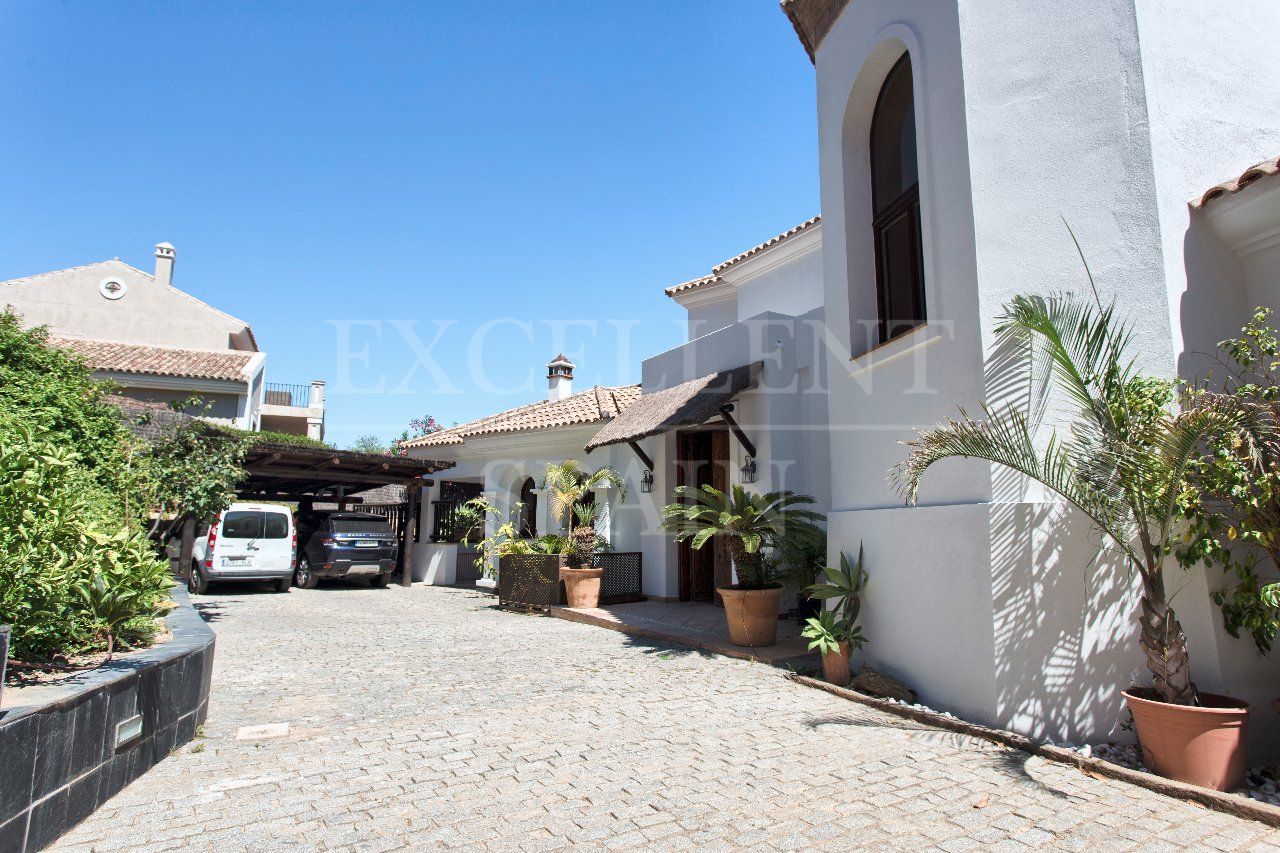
[0,1,818,449]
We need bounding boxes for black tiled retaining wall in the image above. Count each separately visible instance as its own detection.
[0,585,215,852]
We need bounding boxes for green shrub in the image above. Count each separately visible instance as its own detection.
[0,311,134,492]
[216,424,331,449]
[0,431,172,662]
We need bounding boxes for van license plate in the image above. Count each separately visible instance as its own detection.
[222,556,251,567]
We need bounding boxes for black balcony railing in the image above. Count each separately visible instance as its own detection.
[263,382,312,407]
[430,500,484,543]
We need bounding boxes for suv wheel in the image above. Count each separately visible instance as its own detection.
[294,557,319,590]
[370,573,391,588]
[188,563,209,595]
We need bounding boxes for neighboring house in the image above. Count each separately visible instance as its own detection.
[1,242,324,438]
[401,357,640,584]
[779,0,1280,755]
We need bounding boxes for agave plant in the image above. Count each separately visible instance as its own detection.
[544,461,628,569]
[661,485,825,590]
[806,545,868,627]
[895,291,1241,706]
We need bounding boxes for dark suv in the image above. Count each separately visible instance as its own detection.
[294,511,399,588]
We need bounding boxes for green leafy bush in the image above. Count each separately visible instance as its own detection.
[0,311,130,474]
[0,432,172,662]
[1178,308,1280,653]
[217,424,331,449]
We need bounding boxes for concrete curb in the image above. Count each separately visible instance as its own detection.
[785,672,1280,829]
[0,584,216,852]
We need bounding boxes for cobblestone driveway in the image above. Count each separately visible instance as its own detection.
[54,585,1279,851]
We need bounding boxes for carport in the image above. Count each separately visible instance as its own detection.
[234,442,455,586]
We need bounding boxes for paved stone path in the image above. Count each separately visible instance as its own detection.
[54,585,1280,851]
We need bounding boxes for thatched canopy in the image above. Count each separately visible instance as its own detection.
[780,0,851,62]
[584,362,762,453]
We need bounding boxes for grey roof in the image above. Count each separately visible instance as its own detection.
[584,362,762,453]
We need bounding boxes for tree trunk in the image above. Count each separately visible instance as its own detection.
[1138,572,1198,705]
[570,526,595,569]
[177,515,196,580]
[724,537,762,589]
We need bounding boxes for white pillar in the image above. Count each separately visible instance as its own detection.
[531,488,550,538]
[592,484,614,547]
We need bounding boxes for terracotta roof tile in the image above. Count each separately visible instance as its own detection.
[664,216,820,299]
[1192,154,1280,209]
[51,336,255,382]
[664,274,723,297]
[403,384,641,449]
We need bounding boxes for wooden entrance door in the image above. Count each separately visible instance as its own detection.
[676,429,731,602]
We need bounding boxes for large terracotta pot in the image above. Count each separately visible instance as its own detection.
[562,568,604,608]
[822,642,851,686]
[718,586,783,647]
[1123,689,1250,791]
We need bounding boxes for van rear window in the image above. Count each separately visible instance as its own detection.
[263,514,289,539]
[331,517,393,535]
[222,511,290,539]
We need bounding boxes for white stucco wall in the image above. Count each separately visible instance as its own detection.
[1131,0,1280,379]
[811,0,1280,753]
[726,223,824,322]
[684,290,738,340]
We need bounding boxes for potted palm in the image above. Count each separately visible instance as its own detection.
[544,460,628,608]
[662,485,824,647]
[803,546,869,685]
[897,290,1248,791]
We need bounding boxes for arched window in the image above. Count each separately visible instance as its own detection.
[870,54,926,343]
[518,477,537,538]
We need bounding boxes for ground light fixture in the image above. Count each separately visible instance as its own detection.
[740,456,757,484]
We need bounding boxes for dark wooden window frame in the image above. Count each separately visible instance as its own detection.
[518,477,538,539]
[870,54,927,346]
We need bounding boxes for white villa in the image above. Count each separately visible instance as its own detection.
[1,242,326,439]
[404,0,1280,760]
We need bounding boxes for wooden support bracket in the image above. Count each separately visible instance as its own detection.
[627,440,654,472]
[718,404,756,458]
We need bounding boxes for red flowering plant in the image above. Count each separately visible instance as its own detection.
[389,415,442,457]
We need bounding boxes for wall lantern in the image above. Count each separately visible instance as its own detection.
[740,456,757,484]
[640,469,654,494]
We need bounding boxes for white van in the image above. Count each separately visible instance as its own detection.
[184,503,296,594]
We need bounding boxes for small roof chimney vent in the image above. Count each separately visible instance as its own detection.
[547,354,574,401]
[154,242,176,287]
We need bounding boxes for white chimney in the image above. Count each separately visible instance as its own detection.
[547,354,574,401]
[154,242,176,287]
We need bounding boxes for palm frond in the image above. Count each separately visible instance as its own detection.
[895,403,1138,565]
[996,294,1136,436]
